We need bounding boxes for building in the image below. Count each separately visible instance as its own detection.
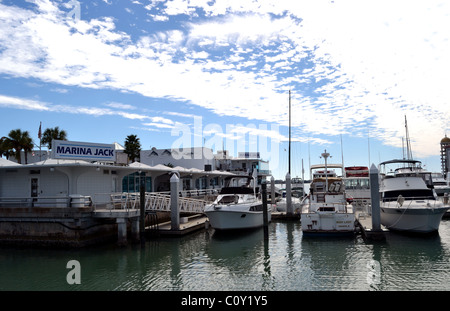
[214,151,271,178]
[441,135,450,178]
[141,147,272,189]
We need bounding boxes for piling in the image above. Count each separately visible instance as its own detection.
[117,218,127,246]
[286,173,293,216]
[369,164,381,232]
[271,176,275,205]
[170,174,180,231]
[262,180,269,240]
[139,180,145,245]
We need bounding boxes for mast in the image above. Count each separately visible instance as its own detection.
[405,115,413,160]
[288,90,291,175]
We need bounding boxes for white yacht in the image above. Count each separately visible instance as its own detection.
[204,176,271,230]
[431,172,450,197]
[300,150,355,236]
[344,166,371,208]
[379,159,449,233]
[274,191,302,212]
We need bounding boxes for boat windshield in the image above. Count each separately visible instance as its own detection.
[344,178,370,190]
[382,189,435,202]
[217,195,239,204]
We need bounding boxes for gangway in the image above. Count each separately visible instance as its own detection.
[93,192,210,214]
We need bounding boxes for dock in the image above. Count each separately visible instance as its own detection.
[355,210,387,240]
[157,214,208,236]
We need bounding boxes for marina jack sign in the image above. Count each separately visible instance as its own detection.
[52,140,116,162]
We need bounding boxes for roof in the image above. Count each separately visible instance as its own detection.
[0,157,20,167]
[379,159,421,166]
[441,135,450,144]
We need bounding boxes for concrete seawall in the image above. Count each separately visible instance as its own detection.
[0,207,118,247]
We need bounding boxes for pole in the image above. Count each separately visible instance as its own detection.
[38,122,42,161]
[270,176,275,205]
[286,172,292,216]
[288,90,291,175]
[139,173,146,246]
[170,174,180,231]
[369,164,381,231]
[262,180,269,240]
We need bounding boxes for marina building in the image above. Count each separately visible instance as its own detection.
[0,139,271,246]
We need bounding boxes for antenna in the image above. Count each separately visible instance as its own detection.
[340,134,344,170]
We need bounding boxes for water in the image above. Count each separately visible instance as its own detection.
[1,220,450,291]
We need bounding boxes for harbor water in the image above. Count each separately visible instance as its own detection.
[1,220,450,291]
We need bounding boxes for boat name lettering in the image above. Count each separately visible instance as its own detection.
[336,220,353,224]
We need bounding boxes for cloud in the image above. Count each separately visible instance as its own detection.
[0,0,449,158]
[0,93,149,120]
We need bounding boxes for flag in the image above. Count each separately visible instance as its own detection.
[38,122,42,139]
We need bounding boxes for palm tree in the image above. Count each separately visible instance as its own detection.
[124,134,142,163]
[6,129,34,164]
[0,136,13,159]
[41,126,68,149]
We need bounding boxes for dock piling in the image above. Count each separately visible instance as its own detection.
[262,180,269,240]
[369,164,381,232]
[139,179,145,245]
[170,174,180,231]
[286,173,293,216]
[117,218,127,246]
[270,176,275,205]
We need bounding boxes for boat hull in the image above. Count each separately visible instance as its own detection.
[301,212,355,235]
[380,206,448,233]
[205,209,271,230]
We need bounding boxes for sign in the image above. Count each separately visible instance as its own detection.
[52,140,116,162]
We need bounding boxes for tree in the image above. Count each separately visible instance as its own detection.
[41,126,68,149]
[5,129,34,164]
[0,136,13,159]
[124,134,141,163]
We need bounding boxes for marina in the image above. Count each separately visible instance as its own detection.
[1,219,450,291]
[0,132,450,292]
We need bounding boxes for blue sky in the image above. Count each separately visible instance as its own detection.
[0,0,449,179]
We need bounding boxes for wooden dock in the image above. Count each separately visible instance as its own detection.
[156,214,208,236]
[355,211,387,240]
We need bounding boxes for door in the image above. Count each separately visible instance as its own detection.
[31,178,39,198]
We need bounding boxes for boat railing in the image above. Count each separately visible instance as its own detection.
[382,195,443,208]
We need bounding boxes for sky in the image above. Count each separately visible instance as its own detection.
[0,0,449,180]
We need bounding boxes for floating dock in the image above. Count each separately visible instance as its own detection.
[355,210,387,240]
[157,214,208,236]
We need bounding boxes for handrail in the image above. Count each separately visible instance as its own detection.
[94,191,208,214]
[0,195,91,208]
[382,196,444,209]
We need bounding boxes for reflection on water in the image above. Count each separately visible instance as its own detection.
[1,220,450,291]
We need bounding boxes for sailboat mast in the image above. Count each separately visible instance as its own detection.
[405,115,413,160]
[289,90,291,175]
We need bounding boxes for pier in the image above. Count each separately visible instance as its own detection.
[354,164,386,240]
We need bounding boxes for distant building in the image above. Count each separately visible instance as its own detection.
[441,135,450,178]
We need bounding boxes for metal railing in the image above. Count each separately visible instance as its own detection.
[0,195,92,208]
[93,191,208,214]
[382,196,446,209]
